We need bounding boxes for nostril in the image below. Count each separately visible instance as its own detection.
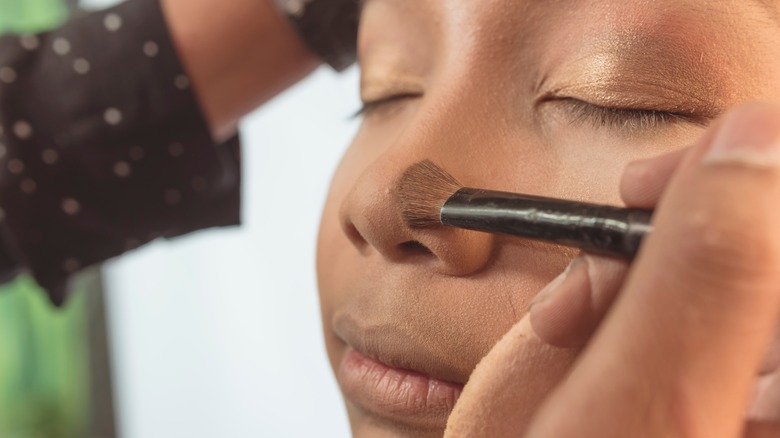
[343,220,369,252]
[399,240,433,256]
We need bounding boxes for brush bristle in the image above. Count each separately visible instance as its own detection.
[398,160,462,229]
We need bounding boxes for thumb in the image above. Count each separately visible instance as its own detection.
[528,103,780,438]
[529,254,628,348]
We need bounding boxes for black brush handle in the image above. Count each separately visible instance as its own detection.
[441,188,653,259]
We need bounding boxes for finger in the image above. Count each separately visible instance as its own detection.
[531,147,696,347]
[622,131,780,388]
[759,325,780,375]
[531,140,694,348]
[620,147,691,208]
[529,104,780,438]
[744,422,780,438]
[531,261,780,414]
[748,368,780,422]
[529,254,628,348]
[444,315,578,437]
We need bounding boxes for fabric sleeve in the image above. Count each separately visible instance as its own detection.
[0,0,241,306]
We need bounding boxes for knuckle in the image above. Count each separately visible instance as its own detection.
[583,255,628,310]
[672,204,780,285]
[666,162,780,286]
[655,153,780,278]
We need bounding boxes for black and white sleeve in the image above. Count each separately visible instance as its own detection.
[0,0,241,306]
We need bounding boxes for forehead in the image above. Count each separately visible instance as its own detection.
[359,0,780,100]
[360,0,779,17]
[359,0,778,40]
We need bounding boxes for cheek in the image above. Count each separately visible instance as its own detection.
[316,145,367,370]
[494,241,576,319]
[316,153,357,307]
[316,126,388,314]
[546,123,706,204]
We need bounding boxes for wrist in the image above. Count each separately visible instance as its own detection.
[162,0,319,140]
[273,0,360,72]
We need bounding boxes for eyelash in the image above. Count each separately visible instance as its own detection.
[352,94,420,118]
[354,94,697,130]
[558,98,696,130]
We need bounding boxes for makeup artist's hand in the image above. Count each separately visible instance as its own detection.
[446,104,780,437]
[529,104,780,436]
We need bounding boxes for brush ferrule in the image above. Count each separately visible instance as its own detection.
[440,188,653,259]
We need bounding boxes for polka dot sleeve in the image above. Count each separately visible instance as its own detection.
[0,0,241,306]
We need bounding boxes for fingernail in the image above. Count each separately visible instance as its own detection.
[705,105,780,165]
[530,256,587,308]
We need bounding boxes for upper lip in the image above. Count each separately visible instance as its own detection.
[333,311,469,385]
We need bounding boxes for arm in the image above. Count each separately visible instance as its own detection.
[0,0,354,305]
[162,0,320,141]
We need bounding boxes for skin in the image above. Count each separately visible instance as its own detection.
[162,0,319,140]
[447,111,780,437]
[524,104,780,437]
[315,0,780,437]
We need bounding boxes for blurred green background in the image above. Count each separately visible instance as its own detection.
[0,3,113,438]
[0,0,67,33]
[0,278,89,438]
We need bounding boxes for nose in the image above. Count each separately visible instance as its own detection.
[339,156,495,277]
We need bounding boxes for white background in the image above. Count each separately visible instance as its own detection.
[82,1,359,436]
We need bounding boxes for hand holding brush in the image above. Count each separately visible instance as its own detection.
[441,104,780,437]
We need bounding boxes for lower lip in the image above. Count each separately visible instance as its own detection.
[338,348,463,427]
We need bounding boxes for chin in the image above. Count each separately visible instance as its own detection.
[345,404,451,438]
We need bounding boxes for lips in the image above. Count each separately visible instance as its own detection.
[334,313,465,428]
[339,348,463,428]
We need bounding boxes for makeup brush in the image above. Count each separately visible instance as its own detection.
[398,160,654,259]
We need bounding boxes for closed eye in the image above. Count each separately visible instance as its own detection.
[552,97,706,130]
[352,93,422,119]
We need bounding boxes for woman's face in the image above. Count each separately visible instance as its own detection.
[316,1,780,436]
